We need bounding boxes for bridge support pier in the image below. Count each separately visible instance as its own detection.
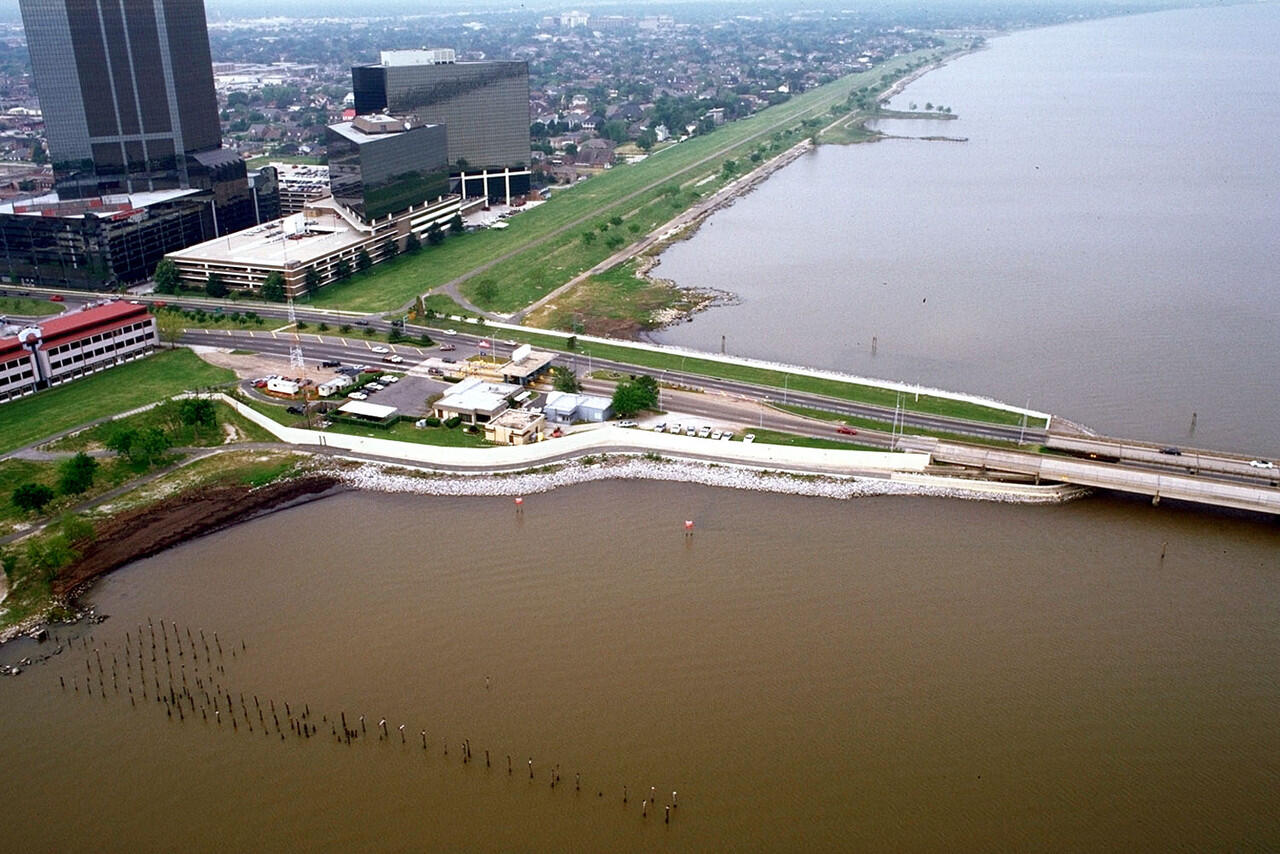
[1152,493,1160,506]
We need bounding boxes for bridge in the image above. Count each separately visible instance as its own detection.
[901,434,1280,517]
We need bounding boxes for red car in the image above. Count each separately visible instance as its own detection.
[836,425,858,435]
[49,294,64,302]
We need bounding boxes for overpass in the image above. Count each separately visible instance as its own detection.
[902,436,1280,517]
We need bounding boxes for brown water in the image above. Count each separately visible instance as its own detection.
[2,484,1278,851]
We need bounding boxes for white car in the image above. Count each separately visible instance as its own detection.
[617,419,638,428]
[711,430,723,440]
[1249,459,1275,469]
[444,329,458,335]
[720,433,733,441]
[365,382,385,392]
[743,433,756,444]
[698,426,712,438]
[371,345,390,354]
[347,391,368,401]
[667,423,681,434]
[381,375,399,383]
[685,425,697,436]
[653,423,666,432]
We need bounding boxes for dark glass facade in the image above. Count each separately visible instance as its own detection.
[21,0,224,197]
[352,60,530,172]
[0,196,215,289]
[326,123,449,222]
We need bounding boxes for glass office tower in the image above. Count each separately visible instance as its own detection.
[20,0,223,198]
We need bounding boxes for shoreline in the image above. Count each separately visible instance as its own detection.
[1,451,1085,646]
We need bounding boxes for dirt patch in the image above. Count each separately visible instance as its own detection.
[192,348,339,385]
[52,475,343,600]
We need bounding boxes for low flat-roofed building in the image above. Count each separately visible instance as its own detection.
[272,162,332,215]
[432,375,522,424]
[336,399,399,425]
[484,407,545,445]
[0,301,157,401]
[166,193,460,298]
[497,346,556,385]
[543,391,614,424]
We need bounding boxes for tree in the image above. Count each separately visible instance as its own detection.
[335,259,351,281]
[638,129,657,152]
[581,231,596,246]
[552,366,581,393]
[12,482,55,514]
[106,427,171,466]
[426,221,445,246]
[153,258,180,294]
[388,327,404,344]
[356,248,372,272]
[610,374,659,416]
[304,267,321,295]
[205,272,228,298]
[262,271,285,302]
[449,213,465,235]
[404,231,421,254]
[58,452,98,496]
[178,398,217,428]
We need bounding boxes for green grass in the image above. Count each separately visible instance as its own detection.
[0,296,63,317]
[484,327,1028,427]
[301,48,956,316]
[45,400,276,451]
[324,419,492,447]
[773,401,1029,449]
[0,349,235,454]
[747,428,879,451]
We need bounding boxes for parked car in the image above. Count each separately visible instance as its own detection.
[711,430,723,440]
[1159,447,1182,456]
[743,434,756,444]
[667,423,681,434]
[286,405,304,415]
[371,345,390,354]
[321,359,341,368]
[685,425,697,436]
[438,343,456,351]
[347,391,368,400]
[653,423,667,432]
[720,433,733,442]
[836,425,858,435]
[617,419,638,428]
[380,375,399,383]
[698,426,712,438]
[1249,459,1275,469]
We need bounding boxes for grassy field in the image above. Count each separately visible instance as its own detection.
[747,428,880,451]
[0,296,64,317]
[325,419,492,447]
[45,399,276,451]
[522,261,696,337]
[301,50,954,316]
[0,349,235,455]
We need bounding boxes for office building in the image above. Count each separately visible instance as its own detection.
[8,0,278,288]
[351,49,530,200]
[326,115,449,222]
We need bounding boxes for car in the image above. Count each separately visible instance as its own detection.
[49,294,64,302]
[653,422,666,432]
[347,391,368,400]
[438,343,456,351]
[667,423,681,434]
[1159,447,1182,456]
[617,419,638,428]
[698,426,712,438]
[365,383,385,392]
[380,375,399,383]
[321,359,341,368]
[1249,459,1276,469]
[743,433,756,444]
[382,354,404,364]
[152,300,166,308]
[252,379,267,388]
[362,366,381,373]
[720,433,733,441]
[355,320,370,326]
[711,430,723,440]
[286,405,304,415]
[685,425,697,436]
[444,329,458,335]
[442,357,457,364]
[371,346,390,354]
[836,425,858,435]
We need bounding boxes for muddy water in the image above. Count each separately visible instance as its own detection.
[2,483,1278,850]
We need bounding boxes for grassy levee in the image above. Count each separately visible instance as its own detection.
[0,297,64,317]
[0,349,235,454]
[493,327,1028,427]
[305,49,947,315]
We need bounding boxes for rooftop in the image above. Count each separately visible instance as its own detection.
[167,197,370,269]
[0,189,201,217]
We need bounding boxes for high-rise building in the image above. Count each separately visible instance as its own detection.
[326,115,449,222]
[20,0,222,198]
[9,0,278,289]
[351,49,530,200]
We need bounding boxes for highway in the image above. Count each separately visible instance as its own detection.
[179,320,1043,445]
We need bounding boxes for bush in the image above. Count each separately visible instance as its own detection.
[12,482,55,514]
[424,416,441,427]
[58,452,98,495]
[444,416,462,429]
